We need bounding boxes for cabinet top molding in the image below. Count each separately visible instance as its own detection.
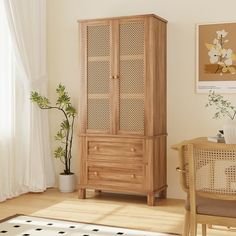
[78,14,167,23]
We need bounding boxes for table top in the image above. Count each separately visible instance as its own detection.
[171,137,236,151]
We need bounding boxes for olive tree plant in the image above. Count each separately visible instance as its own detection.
[30,84,76,175]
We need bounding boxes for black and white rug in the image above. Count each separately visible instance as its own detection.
[0,215,180,236]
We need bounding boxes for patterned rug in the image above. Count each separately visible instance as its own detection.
[0,215,180,236]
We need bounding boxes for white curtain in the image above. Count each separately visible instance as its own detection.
[0,0,55,202]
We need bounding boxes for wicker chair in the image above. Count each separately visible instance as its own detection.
[172,138,236,236]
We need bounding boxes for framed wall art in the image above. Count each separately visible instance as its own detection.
[196,22,236,93]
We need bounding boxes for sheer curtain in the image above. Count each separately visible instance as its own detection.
[0,0,55,202]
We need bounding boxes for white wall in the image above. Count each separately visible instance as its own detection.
[47,0,236,199]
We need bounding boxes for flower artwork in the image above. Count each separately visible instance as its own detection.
[205,30,236,75]
[197,23,236,93]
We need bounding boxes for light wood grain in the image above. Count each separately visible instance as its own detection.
[78,14,167,205]
[78,14,168,23]
[0,189,235,236]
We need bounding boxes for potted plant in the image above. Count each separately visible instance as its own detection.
[206,90,236,144]
[31,84,77,192]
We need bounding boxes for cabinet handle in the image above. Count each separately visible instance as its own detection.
[131,174,135,179]
[94,146,99,150]
[109,75,114,79]
[176,167,186,173]
[94,171,98,176]
[130,147,135,152]
[114,75,120,79]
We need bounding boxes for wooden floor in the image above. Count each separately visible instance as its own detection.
[0,188,234,236]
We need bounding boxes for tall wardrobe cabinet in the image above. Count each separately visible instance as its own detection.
[78,14,167,205]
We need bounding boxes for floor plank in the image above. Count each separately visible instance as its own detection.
[0,189,234,235]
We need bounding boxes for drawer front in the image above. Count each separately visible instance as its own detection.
[87,163,144,190]
[87,138,144,163]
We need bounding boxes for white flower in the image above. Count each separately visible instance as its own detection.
[217,30,228,38]
[225,48,233,58]
[223,49,233,66]
[208,47,220,63]
[213,38,219,44]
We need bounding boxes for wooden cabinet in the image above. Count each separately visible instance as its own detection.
[78,14,167,205]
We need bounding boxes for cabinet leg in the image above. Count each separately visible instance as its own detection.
[78,188,86,199]
[147,193,155,206]
[159,188,167,199]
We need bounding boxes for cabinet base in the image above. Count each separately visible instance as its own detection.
[78,188,167,206]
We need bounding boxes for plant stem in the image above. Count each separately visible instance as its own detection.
[214,103,234,120]
[68,116,75,173]
[40,105,70,174]
[232,112,236,120]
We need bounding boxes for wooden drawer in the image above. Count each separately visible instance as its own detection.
[86,162,144,190]
[87,138,144,163]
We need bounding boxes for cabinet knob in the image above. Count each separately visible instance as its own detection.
[94,171,98,176]
[94,146,99,150]
[109,75,114,79]
[131,174,135,179]
[114,75,120,79]
[130,147,135,152]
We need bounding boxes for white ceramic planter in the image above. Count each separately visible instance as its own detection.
[59,173,75,192]
[223,119,236,144]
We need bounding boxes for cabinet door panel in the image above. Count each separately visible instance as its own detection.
[88,24,110,57]
[87,99,110,130]
[86,23,112,133]
[118,21,145,134]
[120,98,144,132]
[87,61,110,94]
[120,22,144,55]
[120,60,144,94]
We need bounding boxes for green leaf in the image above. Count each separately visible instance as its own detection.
[30,91,50,108]
[61,120,70,130]
[54,146,65,159]
[55,130,66,141]
[66,105,76,117]
[56,94,70,108]
[56,84,65,96]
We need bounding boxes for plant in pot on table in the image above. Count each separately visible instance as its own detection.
[206,90,236,144]
[31,84,77,192]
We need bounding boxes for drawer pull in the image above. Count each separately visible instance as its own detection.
[131,174,136,179]
[130,147,135,152]
[94,171,98,176]
[176,167,186,173]
[94,146,99,150]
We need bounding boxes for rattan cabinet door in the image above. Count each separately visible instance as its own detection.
[85,22,112,133]
[117,19,145,135]
[79,15,167,205]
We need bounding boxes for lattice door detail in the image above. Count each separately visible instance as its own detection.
[88,99,110,130]
[120,99,144,132]
[87,24,111,131]
[120,22,144,56]
[119,21,145,133]
[88,25,110,57]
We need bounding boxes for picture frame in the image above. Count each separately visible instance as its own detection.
[196,22,236,93]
